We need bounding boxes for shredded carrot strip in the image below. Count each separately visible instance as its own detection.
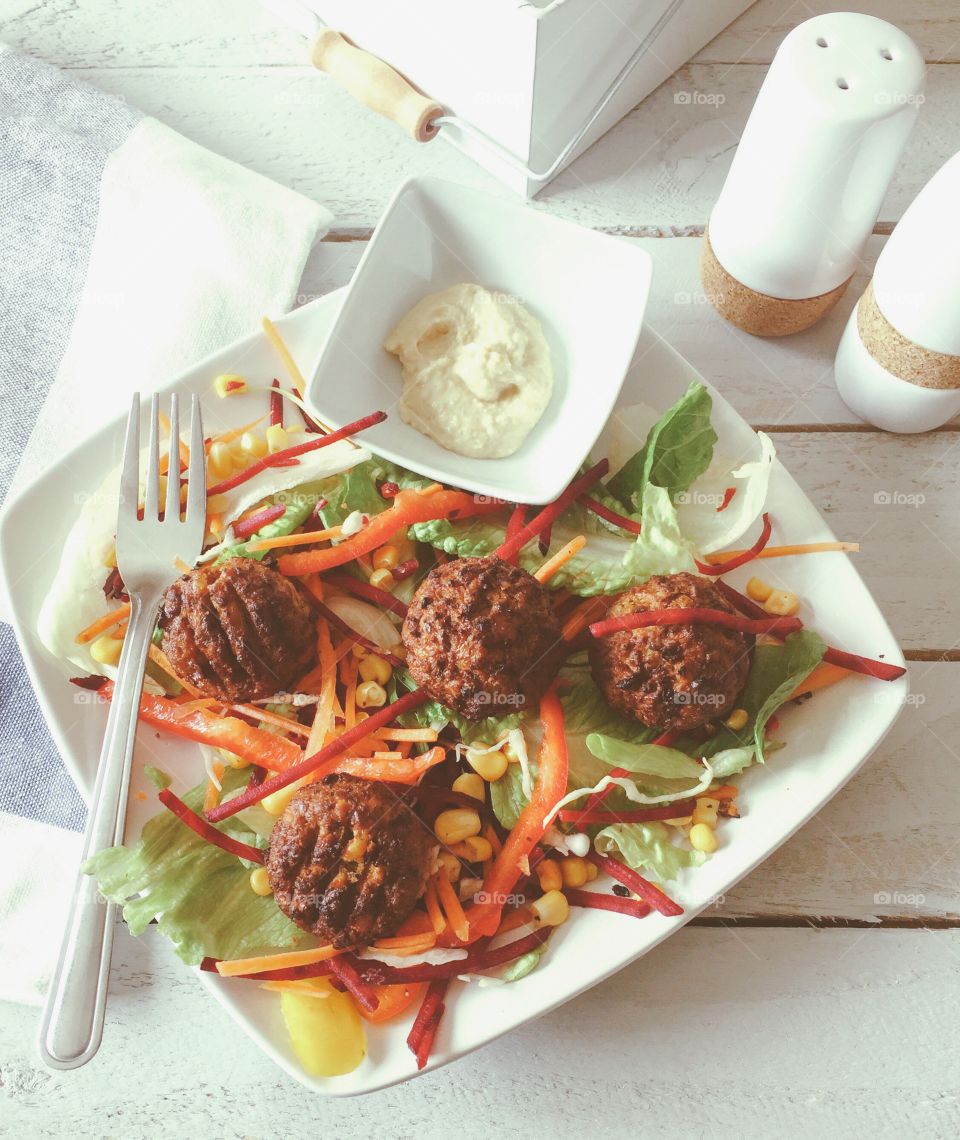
[213,416,266,446]
[373,751,404,760]
[148,644,204,698]
[258,980,331,997]
[789,661,852,699]
[702,541,859,565]
[706,785,739,800]
[245,525,342,553]
[76,604,131,644]
[534,535,586,583]
[495,906,533,937]
[561,596,608,641]
[173,556,192,574]
[424,881,447,935]
[306,619,337,755]
[376,728,439,743]
[110,620,129,640]
[372,932,438,953]
[216,943,340,978]
[483,824,502,856]
[434,872,470,943]
[230,703,309,738]
[340,653,358,730]
[202,763,225,812]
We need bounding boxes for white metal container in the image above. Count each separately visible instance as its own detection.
[289,0,756,196]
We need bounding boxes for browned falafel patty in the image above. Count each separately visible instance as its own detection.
[401,556,564,720]
[589,572,752,731]
[266,775,434,948]
[159,557,316,702]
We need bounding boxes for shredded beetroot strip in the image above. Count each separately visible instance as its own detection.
[589,606,802,640]
[696,512,772,576]
[328,955,379,1013]
[323,572,409,617]
[407,978,449,1069]
[233,503,286,541]
[493,460,609,563]
[717,486,736,513]
[587,850,683,917]
[269,379,284,427]
[559,800,697,825]
[204,688,429,822]
[716,581,907,682]
[565,888,651,919]
[291,386,324,433]
[158,789,264,863]
[578,494,642,535]
[207,410,387,496]
[311,598,406,668]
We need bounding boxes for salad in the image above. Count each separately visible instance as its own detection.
[42,318,905,1079]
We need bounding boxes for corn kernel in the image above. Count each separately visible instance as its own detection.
[764,589,800,617]
[467,747,509,783]
[689,823,719,853]
[692,797,720,827]
[452,835,493,863]
[368,568,395,592]
[452,773,485,801]
[724,707,749,732]
[104,545,117,569]
[214,373,247,398]
[350,642,368,661]
[358,654,392,686]
[262,775,309,816]
[208,441,234,479]
[265,424,288,454]
[746,576,773,603]
[560,855,589,889]
[240,431,268,458]
[537,858,563,893]
[585,861,599,882]
[530,889,570,928]
[373,544,400,571]
[356,680,387,709]
[500,737,522,765]
[434,808,482,846]
[249,867,272,895]
[665,815,693,828]
[437,851,461,881]
[89,634,123,666]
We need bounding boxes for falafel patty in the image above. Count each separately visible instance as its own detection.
[401,556,564,720]
[159,557,316,702]
[266,775,434,948]
[589,572,752,732]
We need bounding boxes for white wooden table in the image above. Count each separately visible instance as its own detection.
[2,1,959,1135]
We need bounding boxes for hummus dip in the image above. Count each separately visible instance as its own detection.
[383,283,553,459]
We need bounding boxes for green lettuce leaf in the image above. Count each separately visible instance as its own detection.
[585,734,705,781]
[608,381,717,509]
[215,487,318,564]
[393,668,524,746]
[594,820,705,884]
[83,769,306,965]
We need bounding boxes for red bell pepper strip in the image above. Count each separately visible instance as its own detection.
[577,494,642,535]
[207,410,387,496]
[503,503,527,564]
[407,978,449,1070]
[715,581,907,682]
[587,850,683,917]
[564,888,650,919]
[269,378,284,427]
[589,607,802,640]
[232,503,286,541]
[696,512,772,576]
[322,572,408,617]
[98,682,303,772]
[158,788,264,863]
[205,689,429,822]
[717,486,736,512]
[278,488,503,576]
[493,460,609,563]
[469,687,570,937]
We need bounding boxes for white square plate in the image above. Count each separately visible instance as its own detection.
[0,290,906,1096]
[304,176,653,504]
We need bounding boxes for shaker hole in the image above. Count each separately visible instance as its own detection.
[816,36,828,47]
[880,48,894,60]
[837,77,850,90]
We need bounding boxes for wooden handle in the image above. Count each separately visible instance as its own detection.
[310,29,443,143]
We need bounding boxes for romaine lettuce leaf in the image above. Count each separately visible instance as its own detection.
[215,487,317,564]
[585,734,705,781]
[594,821,705,883]
[393,669,524,746]
[84,769,306,965]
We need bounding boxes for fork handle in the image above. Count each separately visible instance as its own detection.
[38,589,162,1069]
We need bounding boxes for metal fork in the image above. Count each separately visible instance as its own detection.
[38,392,206,1070]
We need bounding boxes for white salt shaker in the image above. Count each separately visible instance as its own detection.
[703,13,924,337]
[835,151,960,432]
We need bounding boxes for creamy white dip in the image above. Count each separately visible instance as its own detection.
[383,283,554,459]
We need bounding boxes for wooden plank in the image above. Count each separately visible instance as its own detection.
[699,0,960,64]
[2,926,957,1136]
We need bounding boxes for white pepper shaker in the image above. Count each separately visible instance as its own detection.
[702,12,924,337]
[835,150,960,432]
